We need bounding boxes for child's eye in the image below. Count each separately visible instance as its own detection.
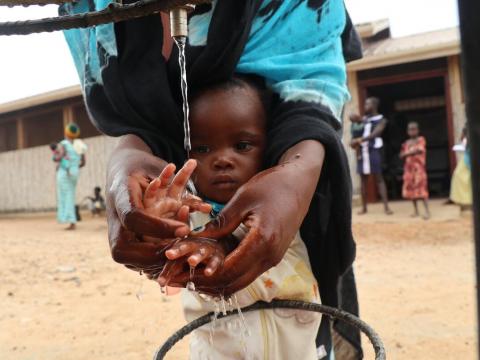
[192,145,210,154]
[235,141,253,152]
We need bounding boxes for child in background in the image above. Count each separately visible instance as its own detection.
[400,122,430,219]
[85,186,106,216]
[349,113,364,161]
[143,78,321,360]
[49,142,69,171]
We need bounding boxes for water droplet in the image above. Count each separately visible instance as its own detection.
[220,295,227,316]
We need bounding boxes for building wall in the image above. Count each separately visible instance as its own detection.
[343,71,362,195]
[0,135,117,213]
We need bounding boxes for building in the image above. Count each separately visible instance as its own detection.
[344,20,463,200]
[0,21,465,212]
[0,86,117,212]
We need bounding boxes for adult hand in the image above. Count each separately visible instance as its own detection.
[165,140,325,295]
[106,135,208,271]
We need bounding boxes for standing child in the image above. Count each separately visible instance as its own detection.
[143,78,321,360]
[400,122,430,219]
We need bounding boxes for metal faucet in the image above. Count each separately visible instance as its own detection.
[169,4,194,38]
[169,1,211,39]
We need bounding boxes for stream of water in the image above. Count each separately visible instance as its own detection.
[172,34,250,349]
[174,36,191,156]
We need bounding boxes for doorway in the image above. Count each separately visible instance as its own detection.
[361,74,454,199]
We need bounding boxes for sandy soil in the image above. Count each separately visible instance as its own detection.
[0,199,476,360]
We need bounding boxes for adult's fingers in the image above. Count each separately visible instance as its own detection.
[123,209,190,238]
[109,212,176,268]
[158,259,186,286]
[168,159,197,199]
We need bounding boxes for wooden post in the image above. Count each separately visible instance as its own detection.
[16,117,25,149]
[63,105,74,126]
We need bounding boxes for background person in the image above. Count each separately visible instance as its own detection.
[352,97,393,215]
[400,122,430,219]
[450,127,472,210]
[54,123,85,230]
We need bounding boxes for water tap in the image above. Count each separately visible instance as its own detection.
[169,3,195,39]
[169,1,212,39]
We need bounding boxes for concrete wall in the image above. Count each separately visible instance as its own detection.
[0,135,117,213]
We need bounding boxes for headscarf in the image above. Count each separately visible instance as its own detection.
[65,123,81,139]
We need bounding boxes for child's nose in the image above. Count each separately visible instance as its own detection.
[212,154,234,170]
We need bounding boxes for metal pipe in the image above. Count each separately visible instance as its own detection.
[0,0,71,5]
[457,0,480,357]
[0,0,208,36]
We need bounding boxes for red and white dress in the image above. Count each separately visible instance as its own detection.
[402,136,429,200]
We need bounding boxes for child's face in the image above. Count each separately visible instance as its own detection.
[190,86,266,204]
[408,124,419,138]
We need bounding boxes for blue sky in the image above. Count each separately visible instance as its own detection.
[0,0,459,104]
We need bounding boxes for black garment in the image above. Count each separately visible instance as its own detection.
[80,0,362,356]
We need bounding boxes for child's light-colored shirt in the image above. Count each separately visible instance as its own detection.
[182,211,321,360]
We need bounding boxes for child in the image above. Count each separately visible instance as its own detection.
[144,78,321,359]
[349,113,364,161]
[400,122,430,219]
[85,186,106,216]
[49,142,69,171]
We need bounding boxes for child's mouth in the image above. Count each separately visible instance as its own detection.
[212,175,237,189]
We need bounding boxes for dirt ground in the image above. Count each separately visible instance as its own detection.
[0,199,476,360]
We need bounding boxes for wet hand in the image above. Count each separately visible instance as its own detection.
[157,238,226,285]
[107,136,209,270]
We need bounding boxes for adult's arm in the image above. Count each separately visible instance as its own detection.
[106,134,191,267]
[80,154,86,168]
[362,118,387,141]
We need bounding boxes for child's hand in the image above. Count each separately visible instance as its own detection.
[142,160,211,226]
[159,238,226,284]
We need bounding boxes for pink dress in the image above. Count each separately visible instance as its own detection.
[402,136,429,200]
